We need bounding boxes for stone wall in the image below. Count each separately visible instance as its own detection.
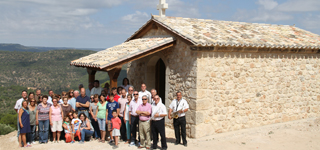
[127,28,198,137]
[195,51,320,138]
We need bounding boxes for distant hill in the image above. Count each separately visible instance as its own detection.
[0,43,103,52]
[0,50,127,94]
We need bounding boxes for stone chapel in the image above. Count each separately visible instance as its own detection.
[71,1,320,138]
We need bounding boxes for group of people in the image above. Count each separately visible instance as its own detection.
[14,78,189,149]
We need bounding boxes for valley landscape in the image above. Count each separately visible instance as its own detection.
[0,44,127,134]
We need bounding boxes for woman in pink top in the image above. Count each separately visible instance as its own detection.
[49,97,64,142]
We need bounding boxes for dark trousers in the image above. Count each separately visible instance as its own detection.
[130,116,139,143]
[151,119,167,149]
[119,117,127,141]
[27,125,37,143]
[91,118,101,139]
[173,116,187,144]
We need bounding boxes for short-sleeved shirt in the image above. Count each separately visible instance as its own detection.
[151,102,167,121]
[106,101,119,120]
[71,118,82,130]
[169,98,190,117]
[97,102,107,119]
[91,87,103,96]
[111,117,121,130]
[61,104,72,117]
[118,97,128,117]
[14,98,25,113]
[76,95,90,111]
[136,103,152,121]
[68,98,76,110]
[37,103,52,120]
[47,96,53,105]
[129,99,142,116]
[90,102,98,117]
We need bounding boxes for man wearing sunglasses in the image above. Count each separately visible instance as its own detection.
[128,91,142,147]
[136,95,152,149]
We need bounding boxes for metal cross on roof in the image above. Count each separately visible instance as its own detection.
[157,0,168,17]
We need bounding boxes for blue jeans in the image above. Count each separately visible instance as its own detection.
[80,129,94,142]
[38,120,49,143]
[27,125,37,143]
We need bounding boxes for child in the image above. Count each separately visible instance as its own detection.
[62,116,74,143]
[111,110,121,148]
[71,112,82,141]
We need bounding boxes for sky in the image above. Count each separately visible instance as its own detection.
[0,0,319,49]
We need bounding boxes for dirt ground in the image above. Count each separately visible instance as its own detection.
[1,117,320,150]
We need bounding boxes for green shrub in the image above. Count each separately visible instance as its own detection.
[0,113,17,129]
[0,124,15,135]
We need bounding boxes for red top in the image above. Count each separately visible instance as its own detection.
[106,95,120,102]
[111,117,121,130]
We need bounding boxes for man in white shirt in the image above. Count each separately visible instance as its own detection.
[91,80,103,96]
[139,83,151,103]
[128,91,142,146]
[47,90,54,105]
[151,89,162,104]
[168,92,189,147]
[151,95,167,150]
[14,90,28,142]
[85,82,93,98]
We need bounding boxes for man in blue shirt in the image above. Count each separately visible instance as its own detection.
[106,95,119,144]
[76,88,90,119]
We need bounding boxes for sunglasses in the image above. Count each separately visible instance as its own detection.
[91,97,94,99]
[30,101,35,102]
[134,94,138,95]
[142,99,147,100]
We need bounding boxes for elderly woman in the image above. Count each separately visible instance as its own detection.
[79,113,94,144]
[27,99,37,145]
[49,97,63,143]
[36,95,51,144]
[19,101,31,147]
[89,94,101,140]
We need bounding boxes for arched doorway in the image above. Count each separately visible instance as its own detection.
[155,59,166,105]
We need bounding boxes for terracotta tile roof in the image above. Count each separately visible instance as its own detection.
[149,15,320,49]
[71,36,175,69]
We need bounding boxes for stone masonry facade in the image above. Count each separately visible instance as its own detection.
[127,28,198,138]
[196,51,320,138]
[127,27,320,138]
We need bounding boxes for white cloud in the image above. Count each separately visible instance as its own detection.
[121,11,149,23]
[277,0,320,12]
[256,0,278,10]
